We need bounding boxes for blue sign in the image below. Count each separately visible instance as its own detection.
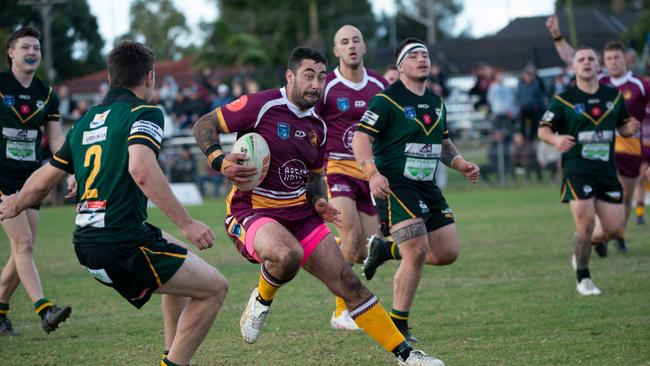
[404,106,416,120]
[337,97,350,112]
[277,122,290,140]
[4,95,14,107]
[575,103,585,114]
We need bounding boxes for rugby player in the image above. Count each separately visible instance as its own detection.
[0,26,71,336]
[193,46,444,366]
[538,45,639,295]
[0,41,228,366]
[316,25,389,330]
[353,38,479,343]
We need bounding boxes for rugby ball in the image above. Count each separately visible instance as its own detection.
[230,132,270,191]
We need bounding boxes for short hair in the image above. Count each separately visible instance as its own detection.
[573,44,597,57]
[604,40,625,54]
[384,64,398,73]
[394,37,426,61]
[6,26,41,68]
[287,47,327,73]
[107,41,154,88]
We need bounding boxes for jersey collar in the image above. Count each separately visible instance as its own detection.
[280,87,316,118]
[334,67,368,91]
[608,71,632,87]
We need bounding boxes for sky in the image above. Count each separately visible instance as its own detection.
[89,0,555,51]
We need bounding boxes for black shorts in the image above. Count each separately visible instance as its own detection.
[387,182,455,233]
[561,173,623,204]
[0,172,40,210]
[74,224,187,309]
[374,197,391,237]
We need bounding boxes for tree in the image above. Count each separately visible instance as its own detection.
[0,0,104,82]
[123,0,190,61]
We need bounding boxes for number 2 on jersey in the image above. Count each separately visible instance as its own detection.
[80,145,102,200]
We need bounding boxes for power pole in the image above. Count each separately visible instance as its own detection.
[398,0,436,45]
[18,0,66,82]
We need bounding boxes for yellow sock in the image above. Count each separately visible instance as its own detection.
[350,296,405,352]
[258,264,283,303]
[636,205,645,217]
[335,236,341,245]
[335,296,347,317]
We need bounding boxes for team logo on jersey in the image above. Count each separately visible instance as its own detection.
[423,114,432,125]
[277,122,290,140]
[606,101,613,110]
[36,100,45,110]
[435,107,441,116]
[623,90,632,100]
[225,95,248,112]
[404,106,416,120]
[591,106,602,117]
[3,95,14,107]
[20,104,30,114]
[90,110,111,128]
[337,97,350,111]
[574,103,585,114]
[354,100,366,108]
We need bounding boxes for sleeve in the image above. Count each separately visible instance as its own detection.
[128,107,165,155]
[539,96,565,132]
[215,93,266,133]
[49,130,74,174]
[616,92,631,127]
[45,88,60,122]
[356,94,392,138]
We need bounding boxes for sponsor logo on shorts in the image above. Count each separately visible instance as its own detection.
[541,111,555,122]
[4,94,14,107]
[360,110,379,126]
[418,200,430,213]
[331,184,351,193]
[404,106,416,120]
[575,103,585,114]
[277,122,290,140]
[583,185,593,194]
[83,126,108,145]
[442,207,454,218]
[90,110,110,128]
[337,97,350,111]
[606,191,621,199]
[83,266,113,284]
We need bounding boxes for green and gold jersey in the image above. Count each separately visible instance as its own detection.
[540,84,630,177]
[50,88,164,244]
[0,71,60,178]
[357,79,449,185]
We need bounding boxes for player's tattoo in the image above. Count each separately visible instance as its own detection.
[573,234,591,270]
[440,139,461,168]
[306,172,327,205]
[193,111,226,155]
[392,222,427,243]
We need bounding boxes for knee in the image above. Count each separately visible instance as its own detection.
[605,225,625,239]
[11,236,34,256]
[576,220,595,238]
[276,245,303,273]
[436,245,459,266]
[213,276,229,300]
[402,243,428,266]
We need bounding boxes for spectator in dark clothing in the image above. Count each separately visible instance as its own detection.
[517,64,546,141]
[427,62,449,97]
[170,145,197,183]
[469,62,494,113]
[171,91,190,131]
[211,84,233,110]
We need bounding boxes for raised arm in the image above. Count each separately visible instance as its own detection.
[545,14,575,66]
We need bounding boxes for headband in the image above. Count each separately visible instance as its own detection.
[396,42,428,68]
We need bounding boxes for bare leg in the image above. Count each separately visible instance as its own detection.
[569,199,596,270]
[162,295,190,352]
[391,219,428,312]
[330,197,364,264]
[357,212,380,263]
[424,223,459,266]
[253,222,304,282]
[619,174,639,226]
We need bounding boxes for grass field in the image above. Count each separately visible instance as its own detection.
[1,184,649,365]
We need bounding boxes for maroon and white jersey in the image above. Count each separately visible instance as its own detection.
[317,67,387,179]
[600,71,650,156]
[216,87,327,220]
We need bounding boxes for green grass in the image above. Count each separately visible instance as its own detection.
[1,185,649,365]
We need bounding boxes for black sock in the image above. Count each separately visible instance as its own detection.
[390,309,409,330]
[576,268,590,282]
[392,341,414,361]
[380,239,401,260]
[0,303,8,319]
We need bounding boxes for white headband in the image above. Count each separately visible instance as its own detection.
[396,43,428,68]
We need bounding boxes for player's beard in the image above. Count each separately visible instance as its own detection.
[294,89,320,109]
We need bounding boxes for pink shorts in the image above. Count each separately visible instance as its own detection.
[615,152,642,178]
[326,173,377,216]
[224,212,331,266]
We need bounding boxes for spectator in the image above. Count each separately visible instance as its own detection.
[469,62,494,113]
[184,86,209,131]
[211,84,233,110]
[383,64,399,85]
[231,77,244,99]
[511,132,542,183]
[170,145,198,183]
[71,99,89,120]
[427,62,449,97]
[480,129,511,186]
[57,85,76,122]
[516,63,546,141]
[171,90,190,132]
[487,70,517,134]
[159,75,179,111]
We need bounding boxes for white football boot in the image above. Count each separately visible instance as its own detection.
[576,278,602,296]
[330,310,360,331]
[398,350,445,366]
[240,288,270,343]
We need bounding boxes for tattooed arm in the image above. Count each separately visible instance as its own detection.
[192,111,256,184]
[307,171,341,226]
[440,138,480,183]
